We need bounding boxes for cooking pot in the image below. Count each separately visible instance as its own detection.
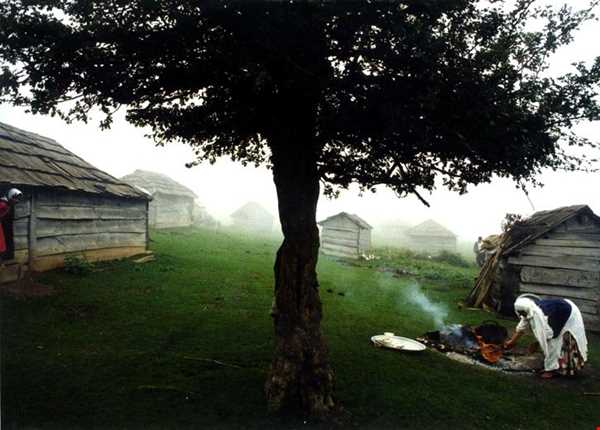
[474,320,508,345]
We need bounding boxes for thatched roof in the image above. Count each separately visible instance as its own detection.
[407,219,456,238]
[0,121,148,199]
[318,212,372,230]
[503,205,599,255]
[120,170,197,199]
[231,202,274,221]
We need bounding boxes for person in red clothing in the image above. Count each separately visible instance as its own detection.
[0,188,23,258]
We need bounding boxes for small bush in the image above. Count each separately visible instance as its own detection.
[430,251,471,268]
[63,254,94,275]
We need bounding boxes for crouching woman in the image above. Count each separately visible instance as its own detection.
[504,294,588,378]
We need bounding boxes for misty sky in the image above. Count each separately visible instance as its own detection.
[1,2,599,241]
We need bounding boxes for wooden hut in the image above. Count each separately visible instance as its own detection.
[121,170,197,229]
[0,122,150,283]
[406,219,457,254]
[230,202,274,233]
[193,203,218,228]
[466,205,600,332]
[318,212,372,259]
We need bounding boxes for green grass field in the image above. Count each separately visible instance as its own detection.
[1,228,599,429]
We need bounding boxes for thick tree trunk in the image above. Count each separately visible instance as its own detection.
[265,138,337,418]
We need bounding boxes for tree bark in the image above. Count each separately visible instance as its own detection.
[265,135,337,418]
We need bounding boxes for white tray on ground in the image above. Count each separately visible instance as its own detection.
[371,335,427,351]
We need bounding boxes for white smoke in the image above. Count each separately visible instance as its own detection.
[404,283,448,329]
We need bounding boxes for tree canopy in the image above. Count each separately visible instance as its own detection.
[2,0,600,417]
[2,1,599,202]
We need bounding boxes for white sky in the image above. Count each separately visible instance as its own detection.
[1,2,599,242]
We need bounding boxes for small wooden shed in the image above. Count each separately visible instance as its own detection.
[0,122,150,283]
[230,202,274,233]
[121,170,197,229]
[318,212,372,259]
[406,219,457,254]
[467,205,600,332]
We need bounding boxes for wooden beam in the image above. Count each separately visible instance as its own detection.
[519,282,599,301]
[520,244,600,258]
[321,242,358,254]
[35,219,146,237]
[508,255,600,272]
[515,290,598,315]
[534,238,600,249]
[520,266,599,289]
[322,226,358,234]
[31,246,147,272]
[546,232,600,241]
[36,205,147,221]
[35,233,146,256]
[321,236,359,248]
[36,190,145,208]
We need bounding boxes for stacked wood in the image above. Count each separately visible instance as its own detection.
[465,234,509,308]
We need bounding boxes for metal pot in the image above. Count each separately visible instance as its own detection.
[474,320,508,345]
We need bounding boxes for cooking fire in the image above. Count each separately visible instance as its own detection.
[416,321,543,372]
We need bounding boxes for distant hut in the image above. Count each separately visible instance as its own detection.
[193,203,218,229]
[373,219,411,247]
[0,122,150,283]
[406,219,457,254]
[231,202,274,233]
[121,170,197,229]
[318,212,372,259]
[466,205,600,332]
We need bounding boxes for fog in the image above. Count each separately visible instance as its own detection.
[1,1,599,246]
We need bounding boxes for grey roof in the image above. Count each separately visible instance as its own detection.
[318,212,373,230]
[503,205,600,255]
[120,170,197,199]
[231,201,274,220]
[0,121,148,199]
[407,219,456,238]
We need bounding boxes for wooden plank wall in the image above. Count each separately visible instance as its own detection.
[508,215,600,331]
[13,194,31,256]
[358,229,371,254]
[33,190,147,263]
[151,194,194,229]
[321,217,360,258]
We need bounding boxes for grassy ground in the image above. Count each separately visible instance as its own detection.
[1,228,598,429]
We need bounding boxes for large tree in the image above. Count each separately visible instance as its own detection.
[1,0,599,417]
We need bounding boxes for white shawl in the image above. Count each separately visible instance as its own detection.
[514,296,588,371]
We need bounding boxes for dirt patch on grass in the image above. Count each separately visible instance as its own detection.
[0,279,58,298]
[62,303,99,321]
